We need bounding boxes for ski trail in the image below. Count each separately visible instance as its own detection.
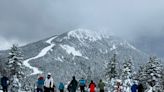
[23,36,57,76]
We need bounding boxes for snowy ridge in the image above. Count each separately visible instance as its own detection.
[23,36,57,76]
[67,29,109,42]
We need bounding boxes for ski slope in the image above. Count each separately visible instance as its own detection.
[23,36,57,76]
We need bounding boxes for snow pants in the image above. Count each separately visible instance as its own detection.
[80,86,85,92]
[60,89,64,92]
[44,87,51,92]
[37,88,43,92]
[2,86,8,92]
[100,90,104,92]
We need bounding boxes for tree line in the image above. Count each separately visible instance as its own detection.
[0,44,164,92]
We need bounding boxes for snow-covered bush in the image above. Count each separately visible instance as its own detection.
[138,56,163,92]
[122,58,133,92]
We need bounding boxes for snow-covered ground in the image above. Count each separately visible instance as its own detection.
[23,36,57,76]
[60,44,89,59]
[60,45,82,56]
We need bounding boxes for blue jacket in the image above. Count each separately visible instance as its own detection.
[131,84,138,92]
[79,79,86,86]
[59,83,64,90]
[37,78,44,89]
[1,76,9,87]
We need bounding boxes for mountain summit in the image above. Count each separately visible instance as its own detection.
[0,29,148,84]
[66,29,110,41]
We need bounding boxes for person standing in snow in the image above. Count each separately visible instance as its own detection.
[67,82,71,92]
[89,80,96,92]
[44,73,54,92]
[114,81,123,92]
[58,82,64,92]
[37,75,45,92]
[131,82,138,92]
[68,76,78,92]
[98,79,105,92]
[79,78,86,92]
[138,83,144,92]
[1,75,9,92]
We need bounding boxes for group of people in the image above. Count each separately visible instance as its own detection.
[0,73,144,92]
[37,73,55,92]
[36,73,144,92]
[36,73,105,92]
[114,80,144,92]
[37,73,144,92]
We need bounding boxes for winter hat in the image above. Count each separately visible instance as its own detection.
[48,73,51,76]
[38,74,44,79]
[116,79,122,83]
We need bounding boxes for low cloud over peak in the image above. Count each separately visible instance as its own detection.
[0,0,164,53]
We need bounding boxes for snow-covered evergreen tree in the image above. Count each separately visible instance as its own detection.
[7,44,25,92]
[137,65,146,86]
[106,54,118,92]
[138,56,163,92]
[87,66,92,83]
[22,78,34,92]
[122,58,133,92]
[10,75,21,92]
[106,54,118,80]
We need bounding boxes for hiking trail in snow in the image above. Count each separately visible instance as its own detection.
[23,36,57,76]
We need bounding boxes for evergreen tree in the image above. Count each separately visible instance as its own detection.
[162,67,164,91]
[122,58,133,92]
[106,54,118,92]
[137,65,146,85]
[138,56,163,92]
[7,44,25,92]
[106,54,118,80]
[87,66,92,83]
[22,78,33,92]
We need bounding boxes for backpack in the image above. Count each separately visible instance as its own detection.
[79,79,86,86]
[90,83,95,92]
[59,83,64,90]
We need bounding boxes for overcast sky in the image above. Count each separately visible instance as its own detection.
[0,0,164,50]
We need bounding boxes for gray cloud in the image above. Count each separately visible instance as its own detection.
[0,0,164,50]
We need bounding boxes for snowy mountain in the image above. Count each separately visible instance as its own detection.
[0,29,148,85]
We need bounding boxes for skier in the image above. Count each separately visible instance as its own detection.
[131,82,138,92]
[114,80,123,92]
[44,73,54,92]
[68,76,78,92]
[98,79,105,92]
[1,75,9,92]
[79,78,86,92]
[58,82,64,92]
[37,75,45,92]
[138,83,144,92]
[89,80,96,92]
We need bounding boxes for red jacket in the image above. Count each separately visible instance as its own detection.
[89,82,96,92]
